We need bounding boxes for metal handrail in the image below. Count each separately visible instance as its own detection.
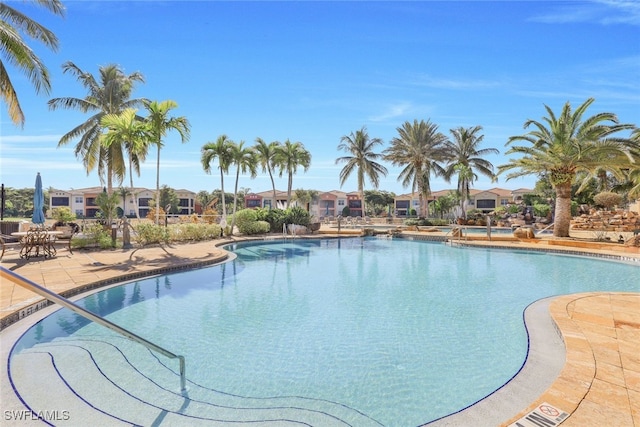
[1,266,187,394]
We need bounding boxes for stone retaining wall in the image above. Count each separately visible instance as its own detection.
[571,209,639,232]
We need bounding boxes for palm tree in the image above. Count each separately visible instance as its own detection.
[383,119,448,217]
[144,100,191,224]
[201,135,234,224]
[254,138,281,208]
[443,125,498,219]
[1,0,64,127]
[498,98,635,237]
[100,108,150,219]
[229,141,257,235]
[336,126,388,217]
[275,139,311,208]
[48,62,146,193]
[117,187,131,217]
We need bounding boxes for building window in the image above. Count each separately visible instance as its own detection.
[246,199,261,208]
[179,198,189,207]
[476,199,496,209]
[51,197,69,206]
[75,209,83,217]
[75,196,83,204]
[139,198,152,207]
[500,198,509,206]
[338,200,345,206]
[263,200,272,208]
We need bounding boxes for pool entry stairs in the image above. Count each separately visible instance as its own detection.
[9,335,382,426]
[3,267,382,426]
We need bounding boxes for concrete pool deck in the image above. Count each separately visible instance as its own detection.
[1,234,639,426]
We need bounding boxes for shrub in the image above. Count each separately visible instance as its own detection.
[284,206,311,227]
[253,207,270,222]
[241,221,271,235]
[533,203,551,218]
[265,208,287,232]
[234,209,258,232]
[507,204,520,214]
[71,223,113,249]
[593,191,622,210]
[135,223,170,246]
[168,223,221,241]
[201,207,218,224]
[51,207,76,224]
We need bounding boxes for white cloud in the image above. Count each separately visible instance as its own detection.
[411,75,501,90]
[529,0,640,26]
[368,102,413,122]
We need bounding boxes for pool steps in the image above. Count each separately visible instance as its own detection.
[10,335,383,426]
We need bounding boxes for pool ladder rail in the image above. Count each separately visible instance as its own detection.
[0,266,188,395]
[444,225,468,245]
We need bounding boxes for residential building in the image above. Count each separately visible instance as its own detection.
[48,187,197,219]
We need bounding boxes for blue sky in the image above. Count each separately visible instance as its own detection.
[1,0,639,196]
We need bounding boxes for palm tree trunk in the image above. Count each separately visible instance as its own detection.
[287,173,293,208]
[129,158,140,219]
[554,181,572,237]
[229,167,240,236]
[269,168,277,210]
[359,188,365,218]
[155,144,160,225]
[219,169,227,218]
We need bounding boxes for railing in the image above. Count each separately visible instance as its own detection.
[0,266,187,394]
[444,225,467,244]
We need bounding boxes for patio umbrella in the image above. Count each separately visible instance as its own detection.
[32,172,45,225]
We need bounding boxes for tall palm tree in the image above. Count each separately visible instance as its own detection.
[254,138,281,208]
[229,141,257,235]
[100,108,150,219]
[144,100,191,224]
[336,126,388,217]
[443,125,499,219]
[383,119,448,217]
[201,135,234,224]
[498,98,635,237]
[48,62,146,193]
[1,0,64,127]
[275,139,311,208]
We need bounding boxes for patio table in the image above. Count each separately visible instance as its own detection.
[11,230,62,259]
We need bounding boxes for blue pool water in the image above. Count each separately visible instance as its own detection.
[12,238,640,426]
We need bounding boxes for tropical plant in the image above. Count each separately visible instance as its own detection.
[51,206,75,224]
[498,98,635,237]
[229,141,257,235]
[284,206,311,227]
[1,0,64,127]
[275,139,311,208]
[364,189,395,216]
[48,62,147,193]
[143,99,190,224]
[116,186,131,217]
[100,108,150,218]
[94,190,120,226]
[383,119,448,217]
[430,193,456,219]
[336,126,388,217]
[254,138,281,207]
[201,135,234,223]
[443,126,498,219]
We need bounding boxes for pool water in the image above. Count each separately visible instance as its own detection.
[12,238,640,426]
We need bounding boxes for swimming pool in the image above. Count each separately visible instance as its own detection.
[9,238,640,426]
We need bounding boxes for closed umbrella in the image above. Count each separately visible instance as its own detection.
[32,172,45,225]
